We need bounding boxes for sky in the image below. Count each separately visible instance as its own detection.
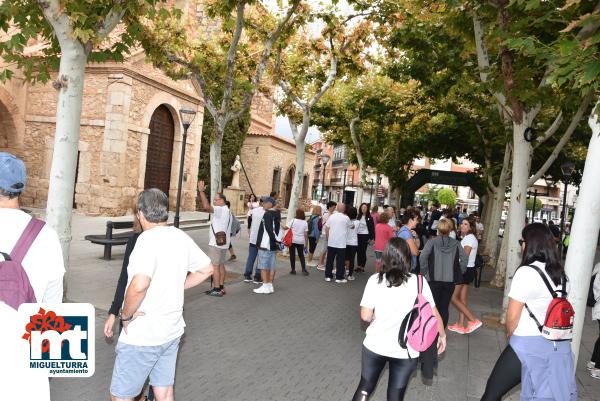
[275,116,322,143]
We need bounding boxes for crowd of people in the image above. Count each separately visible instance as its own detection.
[1,151,599,401]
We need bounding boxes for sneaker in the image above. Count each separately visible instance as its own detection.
[355,267,364,273]
[325,277,332,282]
[447,324,466,334]
[317,265,326,271]
[267,284,274,294]
[335,279,348,284]
[464,319,483,334]
[290,270,297,275]
[347,275,355,281]
[243,276,252,283]
[229,254,237,261]
[306,261,318,267]
[253,279,263,284]
[219,288,226,295]
[591,368,600,379]
[587,361,596,371]
[302,270,309,276]
[253,285,270,294]
[207,288,223,297]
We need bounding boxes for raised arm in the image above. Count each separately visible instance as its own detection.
[197,180,214,213]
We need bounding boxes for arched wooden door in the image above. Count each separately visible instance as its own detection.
[144,105,175,196]
[283,167,294,208]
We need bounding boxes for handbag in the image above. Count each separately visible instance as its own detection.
[211,212,231,246]
[282,221,294,247]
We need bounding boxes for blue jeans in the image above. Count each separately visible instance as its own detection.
[244,243,261,279]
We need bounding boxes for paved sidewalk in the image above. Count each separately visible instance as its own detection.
[49,215,600,401]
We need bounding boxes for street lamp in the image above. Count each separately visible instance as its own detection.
[320,154,330,201]
[559,161,575,258]
[174,107,197,228]
[369,178,374,206]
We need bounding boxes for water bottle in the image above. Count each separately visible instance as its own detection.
[304,247,308,255]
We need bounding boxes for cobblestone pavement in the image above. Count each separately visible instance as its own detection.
[50,219,600,401]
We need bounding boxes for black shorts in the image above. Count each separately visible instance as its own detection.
[458,268,476,285]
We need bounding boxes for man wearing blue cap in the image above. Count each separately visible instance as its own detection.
[254,196,281,294]
[0,152,64,303]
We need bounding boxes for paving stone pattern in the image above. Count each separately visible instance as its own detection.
[51,221,600,401]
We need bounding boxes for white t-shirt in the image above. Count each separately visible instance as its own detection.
[461,234,478,267]
[208,205,232,249]
[388,216,397,229]
[361,274,436,358]
[357,216,369,235]
[0,208,64,303]
[347,219,359,246]
[118,226,211,346]
[290,218,308,245]
[249,206,265,245]
[325,212,352,249]
[476,222,484,233]
[508,261,569,337]
[247,201,259,216]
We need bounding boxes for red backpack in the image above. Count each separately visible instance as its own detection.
[523,264,574,341]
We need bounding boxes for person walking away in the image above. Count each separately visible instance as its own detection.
[246,194,259,236]
[317,201,337,271]
[225,200,240,261]
[386,206,398,231]
[243,198,265,283]
[306,205,322,267]
[285,208,309,276]
[371,205,380,226]
[396,210,420,272]
[588,262,600,379]
[428,203,442,237]
[352,238,446,401]
[198,181,231,297]
[0,152,65,401]
[254,196,281,294]
[480,222,577,401]
[374,212,394,272]
[345,207,359,281]
[419,219,469,328]
[109,189,213,401]
[324,203,353,283]
[357,203,375,273]
[448,217,482,334]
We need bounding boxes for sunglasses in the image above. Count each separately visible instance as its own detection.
[518,239,525,246]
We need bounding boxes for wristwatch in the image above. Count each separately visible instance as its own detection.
[119,311,134,322]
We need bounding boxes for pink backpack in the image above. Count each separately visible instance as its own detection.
[0,218,45,310]
[399,275,439,354]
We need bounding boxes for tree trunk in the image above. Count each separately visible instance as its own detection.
[45,40,87,280]
[483,187,505,267]
[566,101,600,364]
[286,135,307,224]
[349,117,365,206]
[209,124,225,202]
[394,187,401,211]
[501,119,533,312]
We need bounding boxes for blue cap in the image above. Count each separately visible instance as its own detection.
[0,152,26,193]
[262,196,277,206]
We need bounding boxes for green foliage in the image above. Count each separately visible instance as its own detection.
[437,188,457,207]
[526,197,543,211]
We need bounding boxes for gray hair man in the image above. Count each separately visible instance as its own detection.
[109,188,214,401]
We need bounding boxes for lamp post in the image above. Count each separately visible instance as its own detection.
[320,154,330,201]
[369,178,374,206]
[342,162,348,204]
[559,162,575,258]
[174,107,197,228]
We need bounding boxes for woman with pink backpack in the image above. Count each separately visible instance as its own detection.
[352,238,446,401]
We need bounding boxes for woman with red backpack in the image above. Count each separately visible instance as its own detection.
[352,238,446,401]
[480,223,577,401]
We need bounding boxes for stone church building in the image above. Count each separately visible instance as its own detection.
[0,2,314,216]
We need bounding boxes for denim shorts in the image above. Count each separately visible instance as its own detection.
[374,251,383,260]
[257,249,277,270]
[110,336,181,398]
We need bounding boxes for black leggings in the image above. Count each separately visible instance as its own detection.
[352,346,417,401]
[592,320,600,367]
[346,245,357,276]
[427,281,455,328]
[480,344,521,401]
[357,234,370,267]
[308,236,318,254]
[289,243,306,271]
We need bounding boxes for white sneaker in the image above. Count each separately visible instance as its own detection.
[325,277,332,282]
[587,361,596,371]
[317,265,326,271]
[591,368,600,379]
[335,279,348,284]
[253,285,269,294]
[267,284,274,294]
[306,261,318,267]
[347,275,355,281]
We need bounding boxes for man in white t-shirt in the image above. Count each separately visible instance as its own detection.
[243,198,265,283]
[198,180,232,297]
[0,152,65,401]
[316,201,337,270]
[110,189,213,401]
[324,203,353,283]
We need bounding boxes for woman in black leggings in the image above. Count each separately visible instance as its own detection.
[480,345,521,401]
[353,238,446,401]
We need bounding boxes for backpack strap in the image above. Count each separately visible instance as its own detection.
[11,218,45,264]
[417,274,423,295]
[0,252,11,261]
[523,264,564,333]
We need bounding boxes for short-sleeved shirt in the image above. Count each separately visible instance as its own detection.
[508,262,569,337]
[325,212,352,249]
[361,273,436,358]
[249,207,265,245]
[118,226,211,346]
[0,208,64,303]
[357,216,370,235]
[397,226,417,268]
[461,234,478,267]
[374,223,394,252]
[290,218,308,244]
[208,205,232,249]
[347,219,359,246]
